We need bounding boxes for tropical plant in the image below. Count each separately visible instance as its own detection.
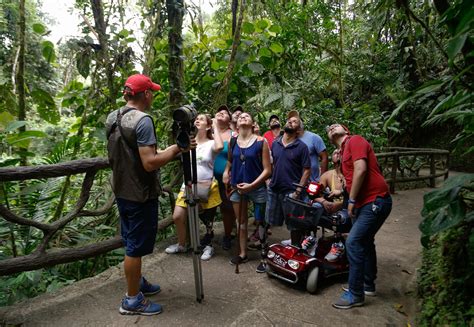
[418,174,473,325]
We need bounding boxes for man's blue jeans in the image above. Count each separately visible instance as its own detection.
[346,195,392,298]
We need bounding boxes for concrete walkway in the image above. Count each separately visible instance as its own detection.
[0,188,427,326]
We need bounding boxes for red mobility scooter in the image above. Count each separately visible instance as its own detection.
[265,182,351,293]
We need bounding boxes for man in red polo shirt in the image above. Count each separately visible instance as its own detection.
[327,123,392,309]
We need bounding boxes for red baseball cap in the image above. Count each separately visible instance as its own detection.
[124,74,161,95]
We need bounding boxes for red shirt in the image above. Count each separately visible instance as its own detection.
[263,130,276,149]
[341,135,389,208]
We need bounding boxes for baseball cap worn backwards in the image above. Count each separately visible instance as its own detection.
[124,74,161,95]
[286,110,300,120]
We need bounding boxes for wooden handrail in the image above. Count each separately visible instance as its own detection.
[0,147,450,275]
[0,158,181,276]
[375,147,450,193]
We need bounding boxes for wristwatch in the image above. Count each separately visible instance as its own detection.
[348,198,356,204]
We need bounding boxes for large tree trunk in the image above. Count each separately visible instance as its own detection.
[231,0,238,36]
[212,0,245,109]
[17,0,27,166]
[90,0,116,106]
[167,0,185,109]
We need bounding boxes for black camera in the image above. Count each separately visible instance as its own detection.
[173,104,197,149]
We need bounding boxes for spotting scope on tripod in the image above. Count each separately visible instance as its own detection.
[172,104,204,302]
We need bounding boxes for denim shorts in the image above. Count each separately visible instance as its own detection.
[230,185,267,204]
[116,198,158,257]
[265,188,292,227]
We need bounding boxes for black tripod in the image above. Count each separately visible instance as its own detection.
[181,148,204,302]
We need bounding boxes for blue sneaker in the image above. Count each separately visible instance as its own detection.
[332,291,364,309]
[342,285,376,297]
[119,292,162,316]
[140,276,161,296]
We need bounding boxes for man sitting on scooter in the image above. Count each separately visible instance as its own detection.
[313,149,345,214]
[312,149,349,262]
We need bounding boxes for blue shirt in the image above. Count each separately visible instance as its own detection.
[230,138,264,186]
[214,140,229,179]
[136,116,157,146]
[299,131,326,181]
[269,137,311,193]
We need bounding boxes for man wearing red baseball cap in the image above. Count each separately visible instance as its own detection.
[106,74,190,316]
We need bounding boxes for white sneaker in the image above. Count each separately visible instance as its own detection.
[200,245,214,261]
[281,239,292,246]
[165,243,186,254]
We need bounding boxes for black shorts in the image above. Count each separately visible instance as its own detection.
[116,198,158,257]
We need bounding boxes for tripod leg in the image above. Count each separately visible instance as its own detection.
[182,149,204,302]
[186,196,204,302]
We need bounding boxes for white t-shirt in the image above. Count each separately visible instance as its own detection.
[196,139,217,181]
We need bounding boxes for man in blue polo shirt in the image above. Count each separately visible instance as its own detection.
[264,113,311,248]
[287,110,328,181]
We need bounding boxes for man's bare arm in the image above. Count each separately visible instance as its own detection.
[139,145,181,172]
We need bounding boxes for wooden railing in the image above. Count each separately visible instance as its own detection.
[376,147,450,193]
[0,147,449,275]
[0,158,180,276]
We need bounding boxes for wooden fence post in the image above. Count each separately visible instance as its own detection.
[390,152,398,193]
[430,154,436,187]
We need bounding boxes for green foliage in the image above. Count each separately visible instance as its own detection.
[1,0,473,309]
[420,174,474,247]
[383,0,473,153]
[418,225,474,325]
[418,174,474,325]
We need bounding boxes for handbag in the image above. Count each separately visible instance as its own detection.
[196,180,212,202]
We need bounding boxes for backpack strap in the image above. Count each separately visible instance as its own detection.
[106,107,136,140]
[227,136,238,163]
[256,136,265,162]
[116,107,137,150]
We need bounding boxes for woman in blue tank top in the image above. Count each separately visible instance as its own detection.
[223,112,272,266]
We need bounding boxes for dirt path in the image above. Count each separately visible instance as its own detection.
[0,187,428,326]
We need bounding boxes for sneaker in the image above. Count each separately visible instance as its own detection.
[248,229,260,242]
[119,292,162,316]
[247,240,263,251]
[165,243,186,254]
[332,291,364,309]
[342,285,376,297]
[281,239,292,246]
[200,231,214,247]
[201,245,215,261]
[325,241,345,262]
[229,255,248,265]
[222,235,232,250]
[140,277,161,296]
[256,261,267,273]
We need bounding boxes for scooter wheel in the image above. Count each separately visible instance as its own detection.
[306,266,319,294]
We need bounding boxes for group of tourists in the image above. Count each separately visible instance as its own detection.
[107,74,392,316]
